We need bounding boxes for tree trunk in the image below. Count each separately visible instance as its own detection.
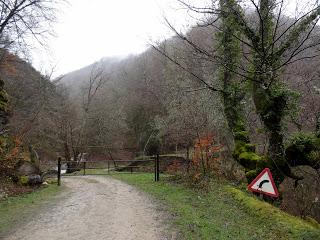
[219,0,262,182]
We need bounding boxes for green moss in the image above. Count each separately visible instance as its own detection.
[226,186,320,239]
[310,150,320,163]
[238,152,261,171]
[234,130,249,142]
[233,141,264,174]
[285,132,320,168]
[235,142,257,153]
[239,151,261,162]
[217,0,265,183]
[245,169,260,182]
[19,176,29,185]
[305,217,320,228]
[113,173,320,240]
[243,143,256,152]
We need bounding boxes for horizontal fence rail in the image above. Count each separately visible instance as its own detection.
[57,155,160,186]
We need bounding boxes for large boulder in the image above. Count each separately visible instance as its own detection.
[14,160,40,176]
[19,174,42,185]
[27,175,42,185]
[14,160,42,185]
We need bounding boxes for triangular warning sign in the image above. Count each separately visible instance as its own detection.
[248,168,279,198]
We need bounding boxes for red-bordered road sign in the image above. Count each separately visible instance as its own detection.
[248,168,279,198]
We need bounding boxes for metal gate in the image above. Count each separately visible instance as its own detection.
[57,155,160,186]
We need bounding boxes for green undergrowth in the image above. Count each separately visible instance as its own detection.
[0,184,62,236]
[113,173,320,240]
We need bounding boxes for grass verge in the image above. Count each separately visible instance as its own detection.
[0,184,62,236]
[112,173,320,240]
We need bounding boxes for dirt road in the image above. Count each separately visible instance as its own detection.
[5,176,170,240]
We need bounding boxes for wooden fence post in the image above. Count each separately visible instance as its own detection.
[57,157,61,186]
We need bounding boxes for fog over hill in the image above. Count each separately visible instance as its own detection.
[59,56,126,91]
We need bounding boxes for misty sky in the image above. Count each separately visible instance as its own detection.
[32,0,190,77]
[31,0,304,78]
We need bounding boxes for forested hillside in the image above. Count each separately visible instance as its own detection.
[0,0,320,227]
[62,23,319,160]
[58,6,320,221]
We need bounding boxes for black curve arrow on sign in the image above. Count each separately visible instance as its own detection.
[259,180,270,189]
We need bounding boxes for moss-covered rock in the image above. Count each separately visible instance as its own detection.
[19,175,29,185]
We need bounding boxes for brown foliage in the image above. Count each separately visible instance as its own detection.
[0,53,18,77]
[0,135,30,178]
[190,134,222,176]
[166,160,183,175]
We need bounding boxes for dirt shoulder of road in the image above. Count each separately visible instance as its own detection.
[0,183,63,238]
[3,176,173,240]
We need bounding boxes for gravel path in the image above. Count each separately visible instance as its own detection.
[5,176,170,240]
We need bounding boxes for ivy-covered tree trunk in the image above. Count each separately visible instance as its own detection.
[252,72,289,185]
[221,0,320,186]
[218,0,262,182]
[250,0,303,185]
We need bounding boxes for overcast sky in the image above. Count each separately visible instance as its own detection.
[32,0,192,77]
[31,0,304,78]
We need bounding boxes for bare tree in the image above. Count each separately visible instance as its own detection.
[82,61,106,113]
[0,0,63,54]
[155,0,320,184]
[0,0,64,137]
[69,60,108,165]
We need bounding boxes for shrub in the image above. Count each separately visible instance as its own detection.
[285,133,320,169]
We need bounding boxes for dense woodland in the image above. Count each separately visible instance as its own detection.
[0,0,319,222]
